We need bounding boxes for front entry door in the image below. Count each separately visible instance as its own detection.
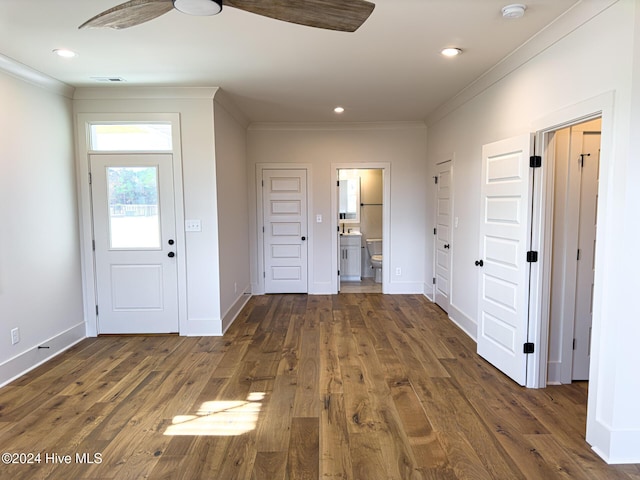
[262,169,308,293]
[435,160,452,312]
[91,154,179,334]
[477,135,532,386]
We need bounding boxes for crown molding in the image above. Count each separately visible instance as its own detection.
[426,0,619,126]
[247,120,427,132]
[73,86,220,100]
[0,53,74,98]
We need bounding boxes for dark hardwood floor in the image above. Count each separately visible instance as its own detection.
[1,294,639,479]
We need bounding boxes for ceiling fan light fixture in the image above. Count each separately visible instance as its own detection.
[334,106,345,114]
[173,0,222,16]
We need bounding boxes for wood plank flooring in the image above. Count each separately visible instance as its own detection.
[1,294,639,480]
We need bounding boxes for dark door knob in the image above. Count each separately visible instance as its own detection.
[301,236,306,241]
[475,259,484,267]
[168,239,175,245]
[444,244,450,249]
[168,252,175,258]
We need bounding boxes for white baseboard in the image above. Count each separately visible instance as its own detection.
[221,293,252,334]
[385,281,424,294]
[448,303,477,342]
[589,418,640,464]
[0,322,86,388]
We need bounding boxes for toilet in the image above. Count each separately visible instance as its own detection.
[365,238,383,283]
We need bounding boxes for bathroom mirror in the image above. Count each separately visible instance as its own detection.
[338,170,360,224]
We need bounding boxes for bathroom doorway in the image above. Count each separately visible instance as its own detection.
[332,165,390,294]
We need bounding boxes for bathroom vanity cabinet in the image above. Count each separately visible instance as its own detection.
[340,234,361,281]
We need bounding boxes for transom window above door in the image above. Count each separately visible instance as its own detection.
[89,123,172,151]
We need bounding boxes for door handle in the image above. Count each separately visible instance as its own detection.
[475,259,484,267]
[168,239,175,245]
[168,252,175,258]
[444,244,450,249]
[301,236,306,241]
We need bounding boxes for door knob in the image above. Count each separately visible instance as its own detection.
[301,236,306,241]
[475,259,484,267]
[444,244,450,249]
[168,239,175,245]
[168,252,175,258]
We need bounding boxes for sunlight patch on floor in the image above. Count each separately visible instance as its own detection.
[164,392,265,436]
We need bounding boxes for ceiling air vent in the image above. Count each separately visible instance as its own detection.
[90,77,127,83]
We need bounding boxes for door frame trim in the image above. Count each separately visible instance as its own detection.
[75,113,187,336]
[255,163,312,294]
[528,91,614,389]
[331,162,391,294]
[433,156,454,310]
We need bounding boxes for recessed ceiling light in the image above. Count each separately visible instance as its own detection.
[334,106,345,114]
[53,49,77,58]
[441,48,462,57]
[501,4,527,19]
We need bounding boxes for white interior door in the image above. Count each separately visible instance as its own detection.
[477,135,533,386]
[91,154,179,334]
[572,133,600,380]
[435,161,452,312]
[263,169,308,293]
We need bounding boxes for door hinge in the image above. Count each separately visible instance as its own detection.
[573,338,576,350]
[337,180,340,187]
[338,270,341,276]
[433,227,437,235]
[263,272,265,278]
[577,249,581,261]
[92,240,96,251]
[523,342,535,354]
[434,176,438,184]
[261,180,264,187]
[530,155,542,168]
[433,277,436,285]
[88,172,92,184]
[526,251,538,263]
[95,305,99,315]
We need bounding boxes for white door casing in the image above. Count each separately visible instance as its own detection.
[262,169,308,293]
[477,134,533,386]
[435,160,452,312]
[91,154,179,334]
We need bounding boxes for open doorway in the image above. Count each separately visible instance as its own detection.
[337,168,384,294]
[546,118,601,384]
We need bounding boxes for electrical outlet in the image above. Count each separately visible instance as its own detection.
[395,267,402,276]
[11,328,20,345]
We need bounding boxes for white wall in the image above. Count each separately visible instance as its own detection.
[247,123,428,295]
[426,0,640,463]
[0,68,85,386]
[73,87,225,335]
[213,94,251,331]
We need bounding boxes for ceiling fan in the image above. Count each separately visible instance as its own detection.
[79,0,375,32]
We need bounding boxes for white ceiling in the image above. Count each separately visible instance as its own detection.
[0,0,579,123]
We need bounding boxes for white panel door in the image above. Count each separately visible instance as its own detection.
[263,169,308,293]
[91,154,178,334]
[477,135,532,386]
[572,133,600,380]
[435,161,452,312]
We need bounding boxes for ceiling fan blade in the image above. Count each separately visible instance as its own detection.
[79,0,174,29]
[225,0,375,32]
